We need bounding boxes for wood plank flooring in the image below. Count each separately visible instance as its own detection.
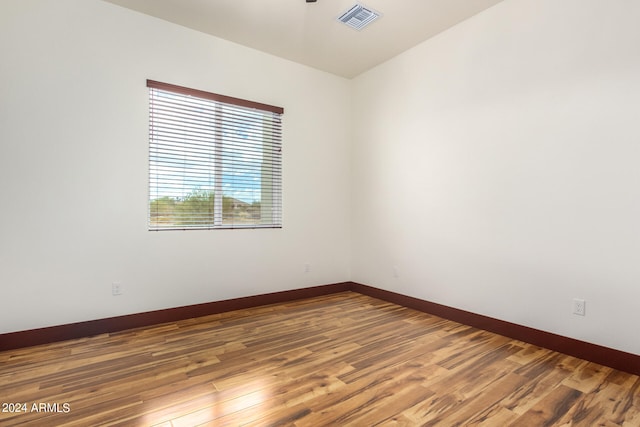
[1,292,638,426]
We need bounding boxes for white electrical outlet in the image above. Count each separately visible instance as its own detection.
[392,266,399,278]
[573,298,585,316]
[304,263,311,273]
[112,282,123,296]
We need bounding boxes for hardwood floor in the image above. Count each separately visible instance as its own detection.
[1,292,638,426]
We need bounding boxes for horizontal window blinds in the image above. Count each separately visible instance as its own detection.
[147,80,283,230]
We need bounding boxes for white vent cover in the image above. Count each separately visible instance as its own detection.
[338,4,381,30]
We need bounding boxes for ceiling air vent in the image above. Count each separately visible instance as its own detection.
[338,4,381,30]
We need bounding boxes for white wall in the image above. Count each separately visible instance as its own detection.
[2,0,638,357]
[0,0,352,333]
[352,0,640,354]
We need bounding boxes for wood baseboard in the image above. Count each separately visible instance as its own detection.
[0,282,351,352]
[350,282,640,377]
[1,280,637,376]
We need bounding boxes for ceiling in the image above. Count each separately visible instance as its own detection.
[104,0,504,78]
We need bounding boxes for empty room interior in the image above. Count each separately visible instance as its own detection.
[1,0,639,425]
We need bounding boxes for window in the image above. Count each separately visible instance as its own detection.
[147,80,283,230]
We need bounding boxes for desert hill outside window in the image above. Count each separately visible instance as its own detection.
[147,80,283,230]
